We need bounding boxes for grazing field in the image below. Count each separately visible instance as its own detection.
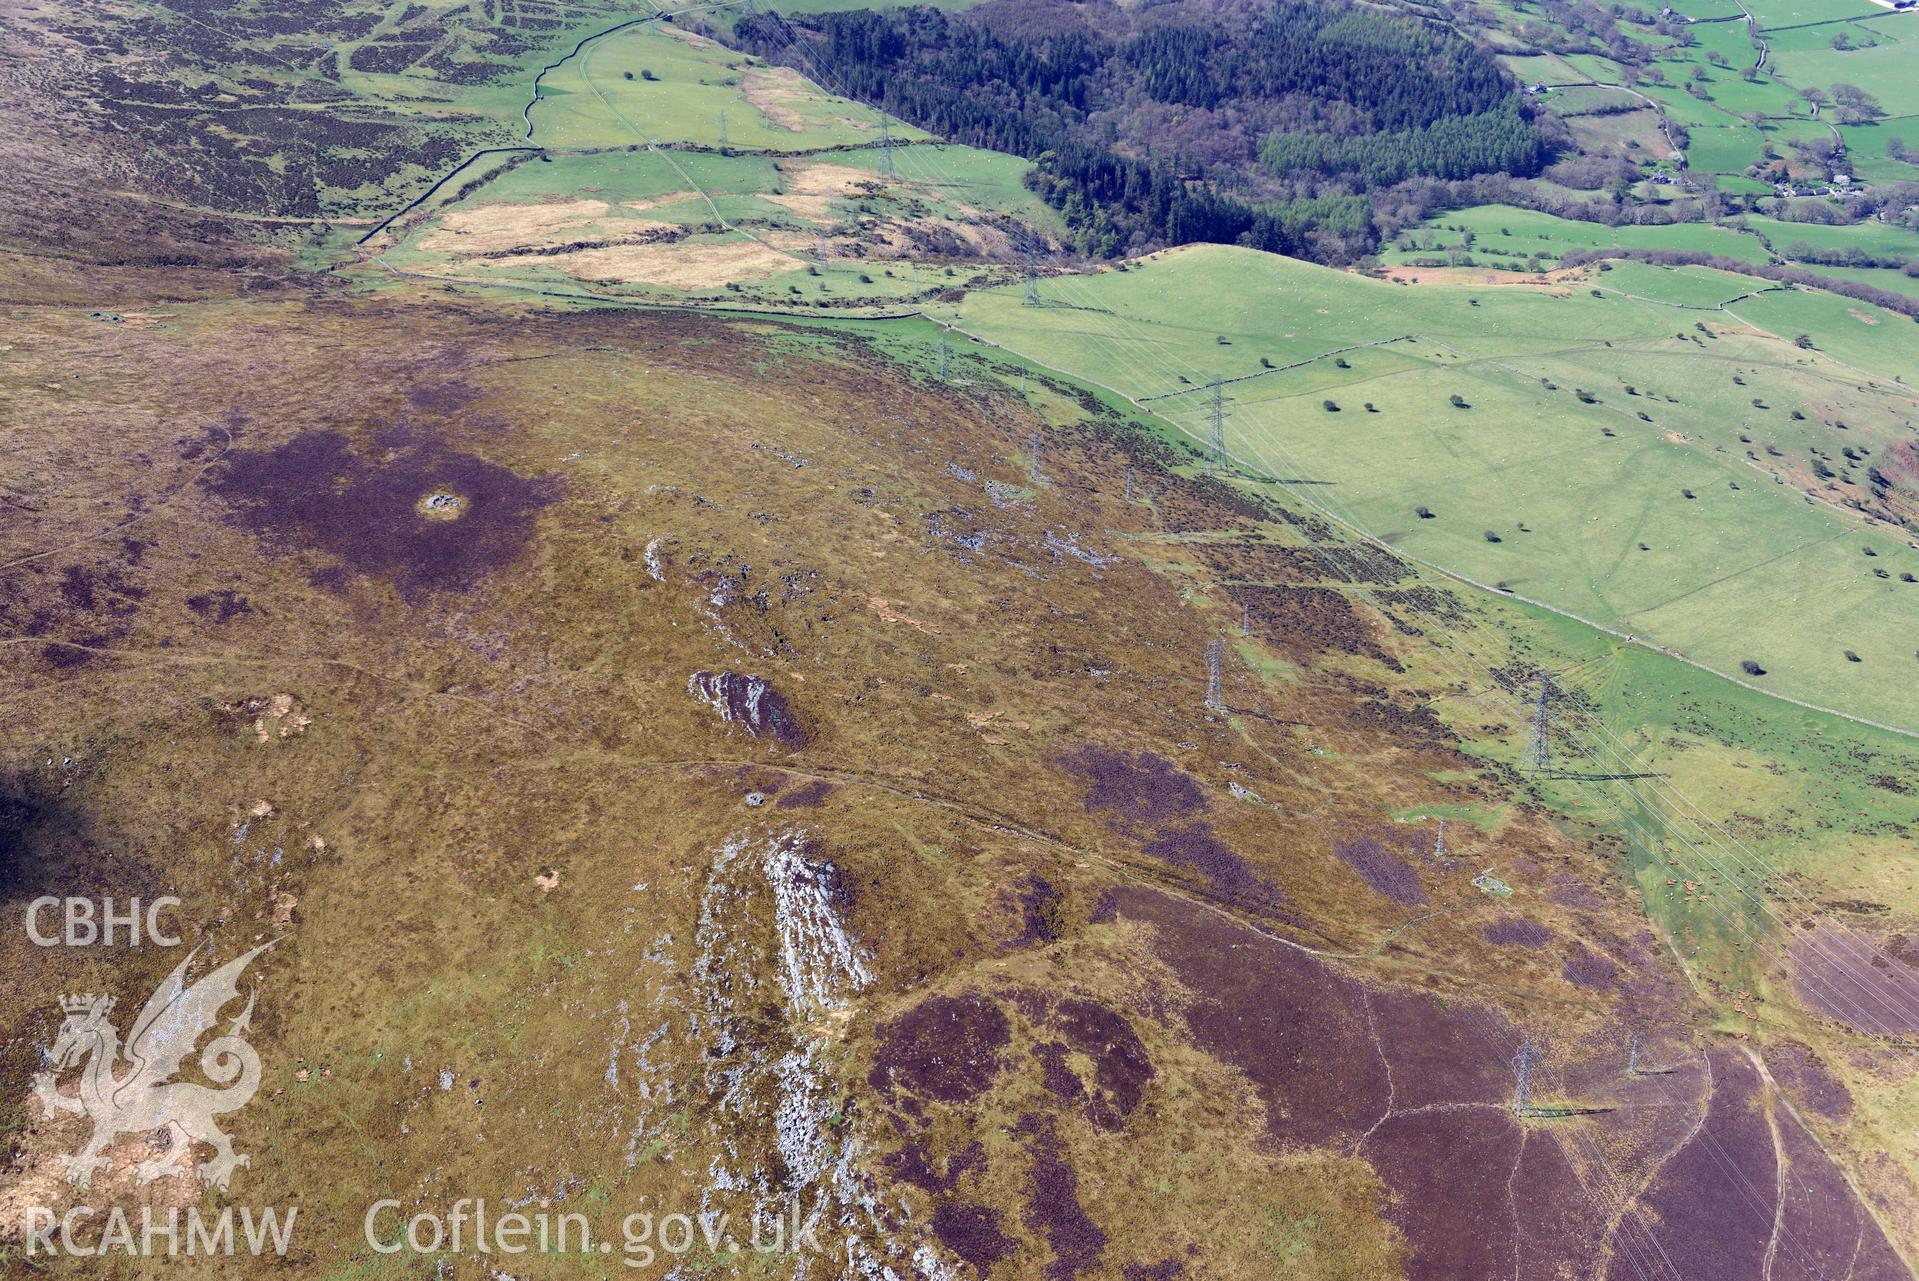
[1384,204,1773,268]
[940,246,1919,731]
[1741,213,1919,260]
[1591,260,1778,306]
[1766,16,1919,119]
[528,20,928,152]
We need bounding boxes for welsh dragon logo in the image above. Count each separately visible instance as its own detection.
[33,940,274,1191]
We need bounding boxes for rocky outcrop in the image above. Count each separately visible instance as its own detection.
[688,670,807,747]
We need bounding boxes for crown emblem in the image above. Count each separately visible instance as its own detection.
[60,994,113,1015]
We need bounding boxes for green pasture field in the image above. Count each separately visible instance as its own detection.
[1386,204,1771,266]
[1725,283,1919,381]
[823,143,1068,234]
[1500,53,1593,86]
[1561,108,1679,161]
[381,136,1055,309]
[1681,16,1768,68]
[1547,85,1651,114]
[1591,260,1775,305]
[1813,263,1919,300]
[371,21,1061,311]
[937,245,1919,730]
[528,20,929,152]
[1474,0,1899,182]
[1686,124,1775,174]
[1765,15,1919,117]
[1680,67,1808,121]
[1742,0,1889,26]
[1839,120,1919,184]
[1742,212,1919,259]
[712,0,983,16]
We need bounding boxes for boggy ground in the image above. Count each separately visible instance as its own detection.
[0,284,1911,1277]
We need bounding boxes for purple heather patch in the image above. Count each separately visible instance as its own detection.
[773,779,833,808]
[207,427,554,600]
[1016,1115,1108,1281]
[1335,836,1427,906]
[931,1202,1014,1272]
[869,991,1010,1105]
[1102,886,1388,1148]
[1012,873,1064,946]
[1613,1051,1775,1280]
[1122,1261,1186,1281]
[1037,1042,1083,1102]
[1050,997,1153,1130]
[1762,1040,1851,1121]
[1774,1101,1908,1280]
[1481,918,1553,948]
[184,589,252,624]
[1056,747,1208,827]
[1140,822,1290,914]
[1561,945,1617,990]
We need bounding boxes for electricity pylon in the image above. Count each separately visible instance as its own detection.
[1206,379,1226,472]
[1512,1040,1542,1115]
[1522,671,1553,774]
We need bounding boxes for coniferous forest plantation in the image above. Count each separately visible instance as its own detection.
[740,0,1551,260]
